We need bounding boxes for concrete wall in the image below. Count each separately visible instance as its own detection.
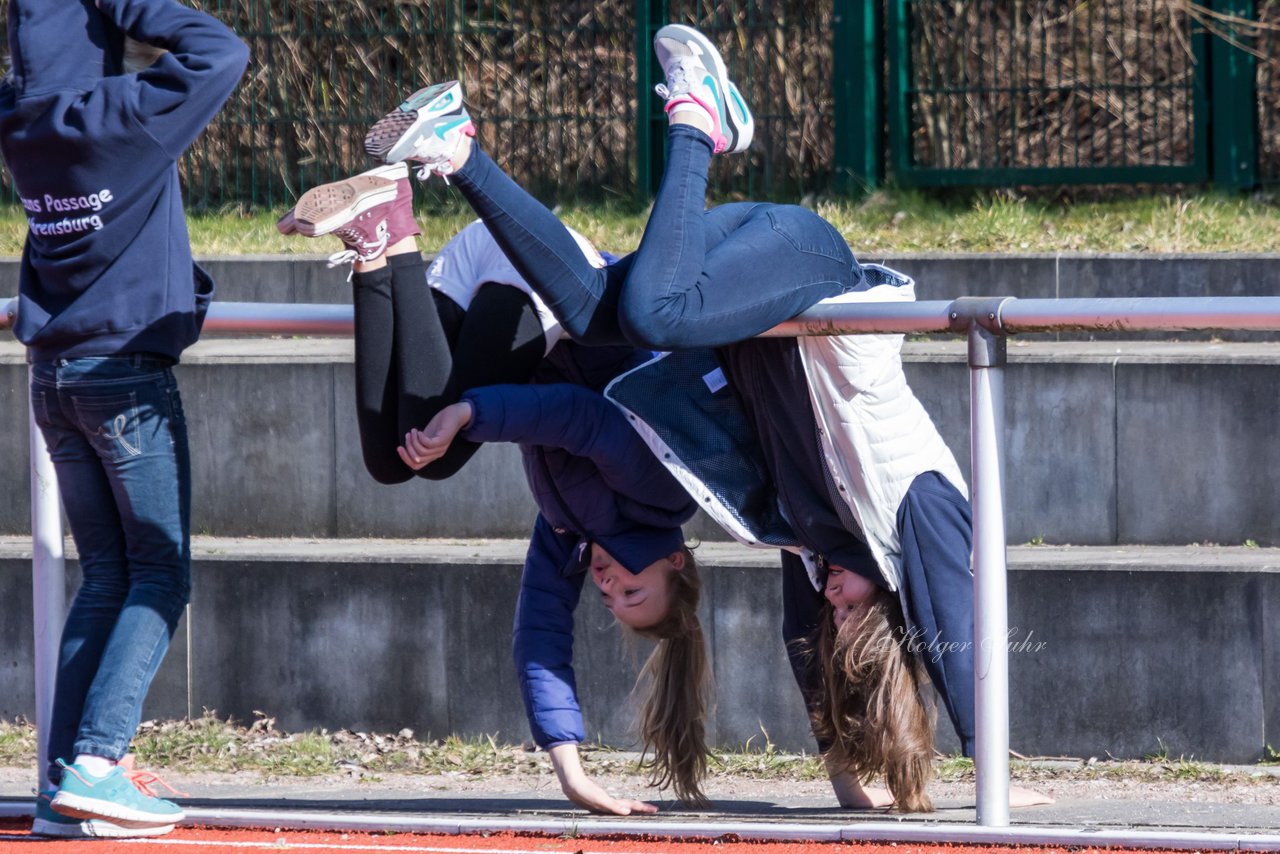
[3,340,1278,546]
[3,544,1277,762]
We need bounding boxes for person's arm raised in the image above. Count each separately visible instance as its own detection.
[95,0,249,158]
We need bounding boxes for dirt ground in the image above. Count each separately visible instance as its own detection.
[5,759,1280,808]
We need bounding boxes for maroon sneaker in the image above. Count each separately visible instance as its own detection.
[290,163,421,264]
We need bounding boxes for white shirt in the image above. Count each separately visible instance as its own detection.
[427,219,606,355]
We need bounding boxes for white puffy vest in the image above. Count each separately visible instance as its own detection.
[796,265,967,591]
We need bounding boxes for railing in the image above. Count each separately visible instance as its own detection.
[6,294,1280,827]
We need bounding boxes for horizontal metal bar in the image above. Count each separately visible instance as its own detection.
[200,301,354,336]
[6,296,1280,340]
[1000,297,1280,334]
[761,300,957,336]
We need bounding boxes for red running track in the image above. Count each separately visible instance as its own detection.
[0,818,1193,854]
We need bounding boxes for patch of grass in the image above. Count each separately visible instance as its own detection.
[709,729,826,781]
[0,719,37,767]
[3,191,1279,259]
[934,755,976,781]
[2,716,1277,789]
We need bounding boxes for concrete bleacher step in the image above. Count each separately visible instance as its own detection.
[3,253,1276,761]
[2,536,1277,763]
[3,336,1279,546]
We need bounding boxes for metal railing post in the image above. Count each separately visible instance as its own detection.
[968,324,1010,826]
[29,369,66,793]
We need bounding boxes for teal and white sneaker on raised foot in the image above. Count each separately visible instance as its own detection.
[33,789,174,838]
[365,80,476,178]
[653,23,754,154]
[51,758,185,830]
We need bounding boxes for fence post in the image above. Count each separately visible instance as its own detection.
[832,0,883,192]
[1209,0,1258,190]
[30,379,67,794]
[884,0,913,184]
[634,0,668,199]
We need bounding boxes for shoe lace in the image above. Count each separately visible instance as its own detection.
[326,248,361,269]
[326,226,372,269]
[124,766,188,800]
[414,162,453,185]
[655,57,697,101]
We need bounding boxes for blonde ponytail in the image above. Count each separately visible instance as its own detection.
[631,548,713,807]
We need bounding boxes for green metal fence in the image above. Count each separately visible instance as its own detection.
[887,0,1212,186]
[190,0,641,208]
[0,1,1276,206]
[1258,0,1280,185]
[188,0,844,209]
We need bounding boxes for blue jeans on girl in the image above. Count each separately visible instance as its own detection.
[451,124,863,348]
[29,355,192,784]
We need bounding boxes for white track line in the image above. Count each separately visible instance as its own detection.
[114,843,648,853]
[7,802,1280,851]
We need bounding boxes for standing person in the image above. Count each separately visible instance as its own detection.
[358,24,1049,811]
[279,188,710,812]
[0,0,248,837]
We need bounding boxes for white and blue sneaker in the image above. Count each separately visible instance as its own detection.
[365,80,476,178]
[32,789,174,838]
[51,758,185,830]
[653,24,754,154]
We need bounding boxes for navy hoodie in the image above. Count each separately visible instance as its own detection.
[0,0,248,361]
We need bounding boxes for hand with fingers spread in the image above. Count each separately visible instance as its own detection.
[398,401,473,470]
[548,744,659,816]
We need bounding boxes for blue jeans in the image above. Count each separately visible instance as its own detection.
[452,125,862,349]
[30,355,192,783]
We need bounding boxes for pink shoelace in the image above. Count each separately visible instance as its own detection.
[118,755,188,799]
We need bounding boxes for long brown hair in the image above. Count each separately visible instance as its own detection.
[629,548,713,807]
[810,587,935,812]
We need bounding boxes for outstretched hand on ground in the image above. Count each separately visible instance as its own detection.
[826,765,895,810]
[548,743,659,816]
[398,402,473,470]
[1009,785,1055,807]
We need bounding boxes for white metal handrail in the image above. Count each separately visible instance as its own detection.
[6,295,1280,827]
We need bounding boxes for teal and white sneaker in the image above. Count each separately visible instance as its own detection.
[33,789,174,838]
[653,23,754,154]
[51,758,185,830]
[365,80,476,178]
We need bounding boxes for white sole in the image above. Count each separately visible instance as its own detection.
[32,816,176,838]
[51,791,184,829]
[294,163,405,237]
[372,83,464,164]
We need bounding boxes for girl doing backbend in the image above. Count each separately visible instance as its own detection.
[355,24,1048,812]
[279,196,713,812]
